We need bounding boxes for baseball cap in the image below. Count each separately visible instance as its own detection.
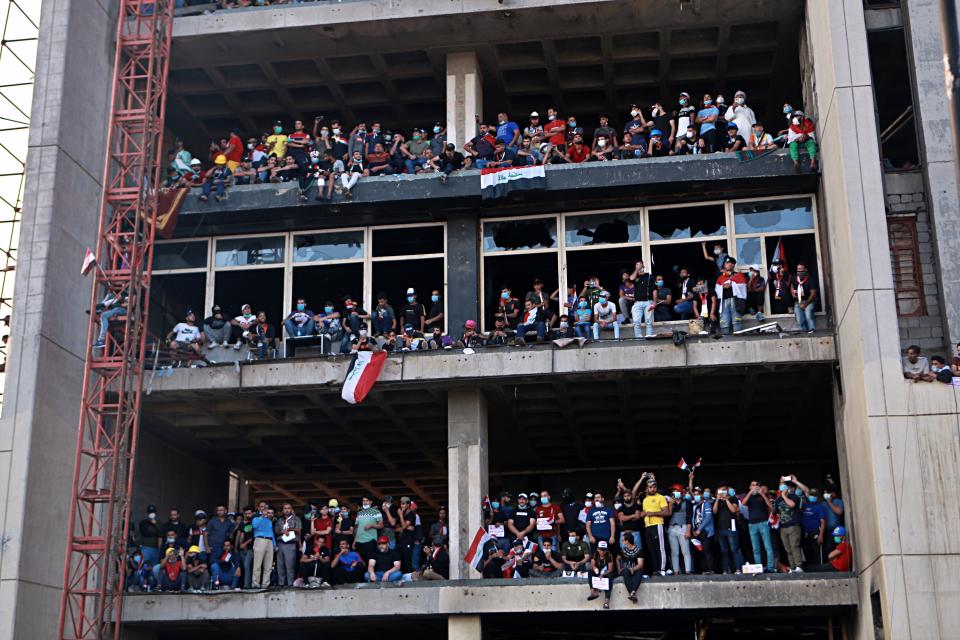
[597,541,608,549]
[189,158,201,166]
[146,504,157,513]
[377,536,389,544]
[406,287,416,295]
[518,492,528,499]
[464,319,477,329]
[446,142,456,150]
[194,509,207,518]
[530,111,540,117]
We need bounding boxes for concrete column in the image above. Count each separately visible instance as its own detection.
[806,2,960,639]
[446,213,481,334]
[448,615,483,640]
[446,52,483,150]
[447,388,488,580]
[902,0,960,349]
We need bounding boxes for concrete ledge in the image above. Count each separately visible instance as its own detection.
[122,574,857,624]
[144,333,837,395]
[172,151,819,235]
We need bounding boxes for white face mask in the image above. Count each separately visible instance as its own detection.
[630,109,638,117]
[332,128,340,135]
[597,138,606,146]
[686,131,694,139]
[548,114,556,121]
[735,97,745,105]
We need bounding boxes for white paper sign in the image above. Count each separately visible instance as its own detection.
[591,576,610,591]
[488,525,504,538]
[281,531,296,543]
[742,563,763,575]
[536,517,553,531]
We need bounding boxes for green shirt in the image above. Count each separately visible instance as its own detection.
[354,508,383,544]
[406,140,429,156]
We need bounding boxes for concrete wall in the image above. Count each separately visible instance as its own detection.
[0,0,116,638]
[446,213,481,336]
[807,1,960,639]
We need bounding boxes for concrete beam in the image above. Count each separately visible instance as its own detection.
[447,389,488,579]
[170,151,819,237]
[142,334,839,396]
[121,574,858,625]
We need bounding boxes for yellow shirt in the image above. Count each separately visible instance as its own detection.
[266,133,288,159]
[642,493,669,527]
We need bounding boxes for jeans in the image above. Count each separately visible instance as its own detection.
[802,530,823,566]
[517,321,546,341]
[204,322,229,344]
[404,157,427,174]
[719,297,743,334]
[631,300,654,338]
[536,534,558,550]
[284,318,315,338]
[366,570,402,583]
[794,302,816,332]
[694,534,714,573]
[748,521,776,571]
[622,567,643,593]
[211,563,240,588]
[98,306,127,343]
[592,321,621,340]
[717,529,744,573]
[667,525,692,574]
[618,297,634,320]
[201,180,226,199]
[140,545,160,567]
[621,530,642,550]
[674,300,694,319]
[372,312,395,335]
[574,322,591,339]
[239,548,254,588]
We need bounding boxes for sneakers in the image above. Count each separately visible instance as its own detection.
[207,341,217,349]
[792,566,804,573]
[198,195,208,202]
[221,340,230,347]
[93,340,105,348]
[439,173,447,184]
[755,312,765,322]
[665,569,674,576]
[233,342,241,351]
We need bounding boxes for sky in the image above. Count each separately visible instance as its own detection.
[0,0,40,405]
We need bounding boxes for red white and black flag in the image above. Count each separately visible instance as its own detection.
[341,350,387,405]
[480,165,546,200]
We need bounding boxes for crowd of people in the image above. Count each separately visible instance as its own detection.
[479,470,850,608]
[163,95,818,203]
[128,469,850,605]
[128,497,449,592]
[901,343,960,384]
[139,249,823,361]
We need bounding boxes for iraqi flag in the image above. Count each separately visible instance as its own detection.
[771,238,788,273]
[480,164,546,200]
[677,457,702,471]
[81,248,97,276]
[464,527,491,572]
[341,350,387,405]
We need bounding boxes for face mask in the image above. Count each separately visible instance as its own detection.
[584,501,593,508]
[779,484,789,493]
[598,297,607,304]
[166,537,176,544]
[321,129,329,136]
[703,491,711,499]
[656,280,664,287]
[833,536,842,544]
[324,306,334,314]
[431,295,439,303]
[714,248,722,256]
[808,496,817,502]
[694,495,702,503]
[578,301,587,309]
[273,126,282,134]
[133,555,142,563]
[560,321,569,329]
[332,128,341,135]
[727,488,736,497]
[569,536,577,544]
[685,493,692,500]
[148,512,157,520]
[755,129,764,137]
[247,143,255,150]
[407,295,415,303]
[679,98,688,106]
[630,109,639,117]
[783,106,793,114]
[594,500,603,507]
[413,134,421,141]
[797,270,807,277]
[597,138,606,146]
[548,114,556,121]
[243,312,252,318]
[540,497,550,505]
[359,330,368,337]
[568,121,576,128]
[297,303,305,311]
[501,292,510,300]
[433,126,441,133]
[686,131,694,139]
[823,493,832,500]
[491,501,500,510]
[672,491,681,499]
[735,97,744,105]
[704,99,713,106]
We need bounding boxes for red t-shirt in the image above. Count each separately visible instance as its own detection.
[830,540,851,571]
[312,516,334,549]
[567,144,590,163]
[544,119,566,147]
[535,503,562,536]
[288,130,311,155]
[225,133,244,163]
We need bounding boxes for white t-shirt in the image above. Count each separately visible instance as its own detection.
[724,104,756,141]
[593,301,617,323]
[234,314,257,330]
[172,323,201,343]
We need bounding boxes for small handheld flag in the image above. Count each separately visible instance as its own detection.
[464,527,492,571]
[81,248,97,276]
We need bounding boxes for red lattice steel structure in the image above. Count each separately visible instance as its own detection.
[58,1,174,638]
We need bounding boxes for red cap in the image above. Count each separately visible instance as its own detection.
[671,483,685,492]
[377,536,389,543]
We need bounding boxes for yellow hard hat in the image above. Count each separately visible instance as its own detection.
[164,548,176,558]
[187,545,201,554]
[215,154,227,165]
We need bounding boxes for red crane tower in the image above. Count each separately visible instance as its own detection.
[57,1,175,638]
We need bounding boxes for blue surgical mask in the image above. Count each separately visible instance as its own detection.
[501,292,510,300]
[779,484,788,492]
[808,496,817,502]
[491,501,500,510]
[833,536,842,544]
[704,99,713,106]
[598,297,607,304]
[578,301,587,309]
[672,491,681,499]
[693,495,702,503]
[684,493,692,500]
[727,488,736,497]
[656,280,664,287]
[324,306,333,314]
[433,126,441,134]
[783,105,793,114]
[568,121,576,128]
[540,497,550,505]
[431,295,439,303]
[407,295,415,303]
[679,98,688,106]
[297,303,305,311]
[703,491,711,499]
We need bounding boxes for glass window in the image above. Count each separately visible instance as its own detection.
[648,205,726,241]
[152,241,207,270]
[483,218,557,252]
[736,237,762,269]
[734,198,814,234]
[215,236,284,267]
[373,226,443,257]
[293,231,364,263]
[564,212,641,247]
